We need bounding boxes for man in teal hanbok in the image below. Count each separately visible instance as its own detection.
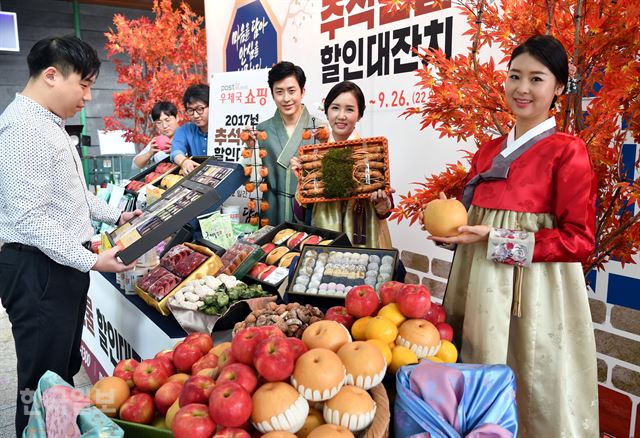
[254,62,317,225]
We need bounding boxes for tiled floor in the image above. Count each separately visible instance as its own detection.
[0,304,91,438]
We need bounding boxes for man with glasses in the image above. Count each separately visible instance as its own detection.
[171,84,210,174]
[133,101,180,169]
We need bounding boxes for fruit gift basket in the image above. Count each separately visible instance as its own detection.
[365,383,391,438]
[296,136,391,204]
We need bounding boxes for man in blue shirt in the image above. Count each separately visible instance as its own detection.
[171,84,209,174]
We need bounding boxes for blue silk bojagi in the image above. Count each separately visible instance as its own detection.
[395,361,518,438]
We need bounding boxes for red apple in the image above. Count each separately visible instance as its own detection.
[216,363,258,394]
[252,338,294,382]
[218,347,237,369]
[155,355,175,378]
[154,381,184,415]
[231,327,267,365]
[113,359,139,388]
[192,352,219,375]
[425,302,447,325]
[155,349,174,364]
[324,306,356,329]
[255,325,285,338]
[173,341,204,373]
[436,322,454,342]
[208,382,252,428]
[287,337,308,362]
[379,281,404,305]
[214,428,251,438]
[132,359,168,393]
[119,393,155,424]
[155,350,175,375]
[345,285,381,318]
[172,403,216,438]
[186,332,214,355]
[396,284,432,318]
[179,375,216,406]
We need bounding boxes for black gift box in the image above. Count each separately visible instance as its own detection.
[243,222,352,293]
[286,244,399,309]
[125,157,177,194]
[110,158,247,264]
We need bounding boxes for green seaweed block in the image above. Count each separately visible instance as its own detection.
[321,147,355,198]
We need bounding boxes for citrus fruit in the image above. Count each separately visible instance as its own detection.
[351,316,372,341]
[389,345,418,373]
[377,303,407,326]
[422,356,444,363]
[365,316,398,344]
[436,340,458,363]
[366,339,392,365]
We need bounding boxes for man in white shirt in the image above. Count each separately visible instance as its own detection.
[0,35,141,436]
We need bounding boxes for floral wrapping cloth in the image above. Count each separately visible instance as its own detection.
[394,361,518,438]
[23,370,123,438]
[487,227,534,267]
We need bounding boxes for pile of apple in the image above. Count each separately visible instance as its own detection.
[323,281,456,372]
[89,327,325,437]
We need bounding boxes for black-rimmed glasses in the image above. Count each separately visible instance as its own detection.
[185,106,208,116]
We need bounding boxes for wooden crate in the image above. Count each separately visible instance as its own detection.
[297,136,391,204]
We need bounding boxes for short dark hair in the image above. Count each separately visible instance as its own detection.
[509,35,568,108]
[182,84,210,107]
[267,61,306,91]
[27,35,100,80]
[151,101,178,121]
[324,81,366,118]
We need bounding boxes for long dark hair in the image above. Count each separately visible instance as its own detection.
[324,81,366,118]
[509,35,569,108]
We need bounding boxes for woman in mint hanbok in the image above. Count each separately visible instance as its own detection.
[292,81,395,248]
[430,35,599,437]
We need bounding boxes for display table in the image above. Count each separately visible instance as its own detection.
[81,271,187,383]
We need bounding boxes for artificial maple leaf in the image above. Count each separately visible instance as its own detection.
[393,0,640,275]
[103,0,207,147]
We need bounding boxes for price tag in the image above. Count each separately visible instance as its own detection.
[263,267,289,285]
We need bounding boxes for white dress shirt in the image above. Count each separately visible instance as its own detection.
[0,94,120,272]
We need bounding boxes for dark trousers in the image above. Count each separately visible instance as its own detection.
[0,244,89,437]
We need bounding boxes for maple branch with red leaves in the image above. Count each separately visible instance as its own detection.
[102,0,207,147]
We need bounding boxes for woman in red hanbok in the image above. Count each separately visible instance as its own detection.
[431,35,599,437]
